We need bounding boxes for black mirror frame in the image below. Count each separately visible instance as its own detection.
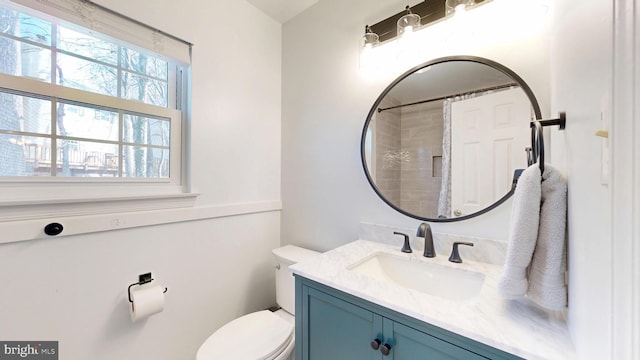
[360,55,542,222]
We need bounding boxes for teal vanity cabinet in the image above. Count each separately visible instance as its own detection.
[295,276,523,360]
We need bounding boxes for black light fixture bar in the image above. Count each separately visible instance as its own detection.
[369,0,486,43]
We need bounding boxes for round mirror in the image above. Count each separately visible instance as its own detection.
[361,56,541,222]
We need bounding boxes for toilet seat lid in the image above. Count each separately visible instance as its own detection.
[196,310,293,360]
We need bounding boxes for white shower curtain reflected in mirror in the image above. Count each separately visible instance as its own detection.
[437,97,454,218]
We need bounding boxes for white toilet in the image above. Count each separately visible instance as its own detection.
[196,245,320,360]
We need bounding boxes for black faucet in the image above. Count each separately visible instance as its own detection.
[417,223,435,258]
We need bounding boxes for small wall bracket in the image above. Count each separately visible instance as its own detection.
[530,111,566,130]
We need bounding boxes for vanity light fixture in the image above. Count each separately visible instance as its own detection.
[362,25,380,48]
[359,0,490,72]
[362,0,488,47]
[397,6,421,38]
[365,1,444,44]
[445,0,476,15]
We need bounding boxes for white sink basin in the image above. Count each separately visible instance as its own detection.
[347,253,485,301]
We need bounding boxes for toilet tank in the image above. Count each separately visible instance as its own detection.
[272,245,320,314]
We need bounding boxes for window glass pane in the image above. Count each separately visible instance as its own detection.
[57,27,117,65]
[123,146,169,178]
[0,36,51,81]
[123,114,170,146]
[56,139,118,177]
[0,9,51,45]
[121,48,168,80]
[18,13,52,45]
[0,91,51,134]
[0,4,183,184]
[121,71,167,107]
[0,134,51,176]
[57,102,118,141]
[56,53,117,96]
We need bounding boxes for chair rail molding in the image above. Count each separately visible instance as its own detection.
[0,200,282,244]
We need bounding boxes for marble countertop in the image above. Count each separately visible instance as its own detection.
[290,239,576,360]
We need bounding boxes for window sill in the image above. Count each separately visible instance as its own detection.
[0,192,199,222]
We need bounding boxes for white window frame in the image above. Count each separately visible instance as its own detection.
[0,0,196,222]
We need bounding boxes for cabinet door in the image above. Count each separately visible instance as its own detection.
[388,319,488,360]
[303,287,382,360]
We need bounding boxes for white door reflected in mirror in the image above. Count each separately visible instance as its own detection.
[450,88,531,217]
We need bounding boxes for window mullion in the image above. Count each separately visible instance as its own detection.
[117,46,122,99]
[118,111,123,178]
[50,97,57,177]
[51,23,57,85]
[0,32,49,50]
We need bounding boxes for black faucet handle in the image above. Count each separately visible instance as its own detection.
[449,241,474,263]
[393,232,412,253]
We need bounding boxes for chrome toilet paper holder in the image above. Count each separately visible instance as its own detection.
[128,272,168,303]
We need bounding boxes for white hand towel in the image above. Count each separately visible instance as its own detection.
[527,164,568,310]
[498,164,542,298]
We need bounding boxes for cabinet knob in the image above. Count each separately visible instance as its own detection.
[370,338,381,350]
[380,343,392,356]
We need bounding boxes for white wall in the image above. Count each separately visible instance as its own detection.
[282,0,624,358]
[0,1,283,359]
[550,1,615,358]
[0,213,280,359]
[282,0,552,251]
